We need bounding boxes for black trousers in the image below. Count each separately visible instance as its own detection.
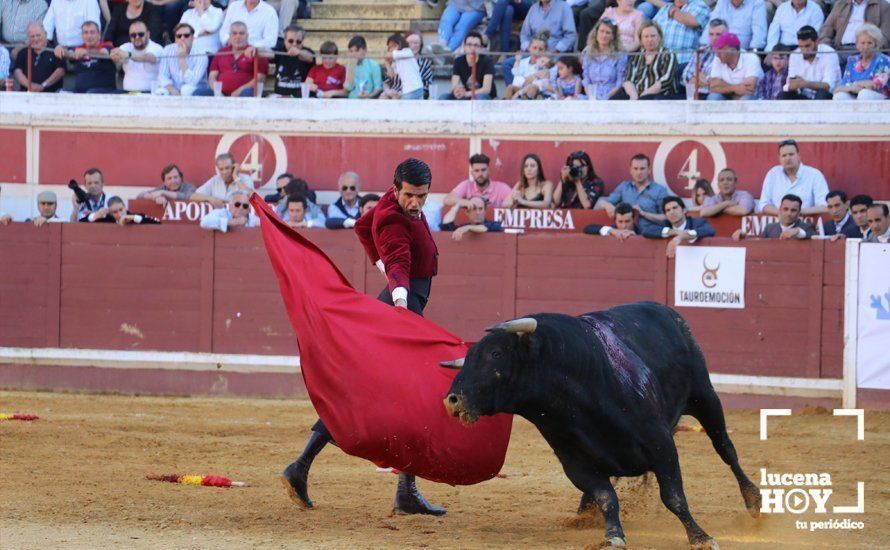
[311,277,433,438]
[777,89,833,100]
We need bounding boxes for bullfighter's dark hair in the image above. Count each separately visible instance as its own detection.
[393,158,432,189]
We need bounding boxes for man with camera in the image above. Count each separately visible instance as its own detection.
[70,168,110,222]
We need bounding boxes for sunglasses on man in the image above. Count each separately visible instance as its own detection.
[175,32,192,39]
[341,186,357,191]
[129,32,146,38]
[232,202,250,210]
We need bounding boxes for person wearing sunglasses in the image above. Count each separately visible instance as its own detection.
[259,24,315,97]
[155,23,208,96]
[103,0,163,47]
[200,191,260,232]
[110,21,163,93]
[325,172,363,228]
[178,0,223,54]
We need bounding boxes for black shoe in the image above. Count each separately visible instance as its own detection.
[393,473,447,516]
[281,430,330,509]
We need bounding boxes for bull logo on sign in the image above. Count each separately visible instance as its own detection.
[701,254,719,289]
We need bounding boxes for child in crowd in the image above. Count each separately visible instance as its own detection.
[504,34,550,100]
[381,33,425,100]
[306,41,347,98]
[547,56,583,100]
[756,52,788,100]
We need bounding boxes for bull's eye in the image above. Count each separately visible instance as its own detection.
[490,350,502,359]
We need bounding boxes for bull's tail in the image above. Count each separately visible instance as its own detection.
[686,376,761,518]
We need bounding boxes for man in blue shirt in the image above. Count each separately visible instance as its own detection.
[599,153,674,234]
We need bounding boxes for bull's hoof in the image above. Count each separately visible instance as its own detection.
[690,537,719,550]
[596,536,627,548]
[742,483,762,518]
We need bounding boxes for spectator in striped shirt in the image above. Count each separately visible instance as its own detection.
[612,21,681,99]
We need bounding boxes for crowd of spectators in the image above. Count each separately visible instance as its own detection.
[1,0,887,99]
[2,138,886,247]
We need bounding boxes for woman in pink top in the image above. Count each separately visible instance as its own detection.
[600,0,643,52]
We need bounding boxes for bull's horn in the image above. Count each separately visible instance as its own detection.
[484,317,538,335]
[439,358,465,369]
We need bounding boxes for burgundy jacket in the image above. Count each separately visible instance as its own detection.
[355,188,438,293]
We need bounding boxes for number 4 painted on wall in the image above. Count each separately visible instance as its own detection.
[239,143,263,184]
[677,149,701,191]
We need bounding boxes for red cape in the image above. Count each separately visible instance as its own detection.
[252,195,512,485]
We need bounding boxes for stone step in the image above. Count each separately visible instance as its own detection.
[311,2,441,20]
[302,31,400,54]
[300,18,416,33]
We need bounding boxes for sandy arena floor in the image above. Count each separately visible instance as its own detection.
[0,390,887,549]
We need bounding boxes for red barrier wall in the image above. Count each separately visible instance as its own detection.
[0,129,27,184]
[7,129,886,198]
[0,224,846,382]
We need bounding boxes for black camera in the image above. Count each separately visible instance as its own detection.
[568,165,582,180]
[68,179,90,205]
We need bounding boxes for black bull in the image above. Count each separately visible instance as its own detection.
[442,301,760,549]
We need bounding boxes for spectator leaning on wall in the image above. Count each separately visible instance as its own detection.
[439,196,503,241]
[863,203,889,243]
[642,196,716,258]
[583,202,641,240]
[733,193,816,240]
[28,191,66,226]
[200,191,260,232]
[824,189,862,238]
[137,164,197,205]
[699,168,756,217]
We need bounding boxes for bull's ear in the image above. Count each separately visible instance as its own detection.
[439,358,464,369]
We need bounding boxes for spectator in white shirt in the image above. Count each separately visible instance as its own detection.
[219,0,278,49]
[707,32,763,100]
[778,25,840,99]
[155,23,209,95]
[704,0,767,51]
[179,0,223,54]
[381,33,424,100]
[759,139,829,215]
[191,152,254,208]
[43,0,101,48]
[766,0,824,52]
[200,191,260,232]
[110,21,163,93]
